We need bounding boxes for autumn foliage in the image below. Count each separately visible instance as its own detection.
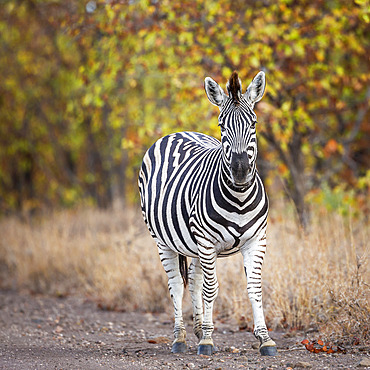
[0,0,369,225]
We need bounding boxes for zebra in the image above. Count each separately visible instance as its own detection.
[138,71,277,356]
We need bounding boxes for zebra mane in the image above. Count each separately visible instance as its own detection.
[226,71,242,104]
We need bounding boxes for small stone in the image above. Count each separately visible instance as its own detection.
[294,362,312,368]
[237,355,248,361]
[54,325,63,333]
[31,318,43,324]
[252,342,259,349]
[357,358,370,367]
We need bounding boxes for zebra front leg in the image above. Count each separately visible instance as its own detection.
[158,245,187,353]
[197,246,218,355]
[241,236,277,356]
[189,257,203,340]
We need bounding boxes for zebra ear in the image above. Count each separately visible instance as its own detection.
[204,77,226,108]
[244,71,266,108]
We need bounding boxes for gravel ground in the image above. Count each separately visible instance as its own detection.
[0,290,368,369]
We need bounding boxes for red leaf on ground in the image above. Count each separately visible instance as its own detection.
[306,343,314,352]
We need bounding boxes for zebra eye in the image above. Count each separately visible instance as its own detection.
[250,121,256,129]
[218,121,226,131]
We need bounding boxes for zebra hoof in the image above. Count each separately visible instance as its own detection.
[197,344,215,356]
[260,345,277,356]
[171,341,187,353]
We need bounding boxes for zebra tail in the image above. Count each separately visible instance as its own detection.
[179,254,188,288]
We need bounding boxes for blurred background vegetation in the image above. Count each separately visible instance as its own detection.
[0,0,369,341]
[0,0,369,226]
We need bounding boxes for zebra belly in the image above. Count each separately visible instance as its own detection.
[190,204,266,257]
[198,228,258,257]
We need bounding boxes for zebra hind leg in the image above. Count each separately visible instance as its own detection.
[188,258,203,341]
[157,244,187,353]
[241,238,277,356]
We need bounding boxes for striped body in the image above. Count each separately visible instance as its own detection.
[138,71,277,356]
[139,131,268,258]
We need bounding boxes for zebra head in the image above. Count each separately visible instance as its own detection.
[204,71,265,187]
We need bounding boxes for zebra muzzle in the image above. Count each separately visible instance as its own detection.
[231,152,250,185]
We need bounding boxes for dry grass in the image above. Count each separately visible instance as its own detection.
[0,207,168,311]
[216,203,369,344]
[0,202,368,343]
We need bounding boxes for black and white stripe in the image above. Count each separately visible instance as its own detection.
[138,71,277,356]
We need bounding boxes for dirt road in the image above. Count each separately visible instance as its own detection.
[0,290,368,369]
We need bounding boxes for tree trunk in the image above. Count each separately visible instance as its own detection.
[287,124,310,229]
[261,124,310,229]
